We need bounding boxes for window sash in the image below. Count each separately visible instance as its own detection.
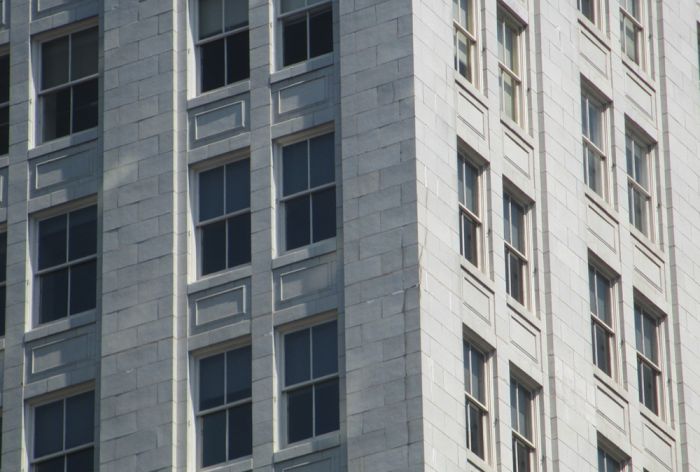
[32,443,94,465]
[628,181,650,234]
[32,393,94,463]
[197,0,249,43]
[454,27,477,84]
[280,180,335,203]
[279,0,331,18]
[282,371,338,393]
[588,266,612,326]
[620,9,643,64]
[637,356,659,413]
[465,397,486,458]
[591,318,614,375]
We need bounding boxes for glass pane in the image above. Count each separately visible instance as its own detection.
[623,18,638,63]
[285,195,311,250]
[0,105,8,156]
[312,320,337,378]
[224,0,248,30]
[634,306,643,351]
[517,385,531,439]
[509,198,523,249]
[311,188,336,243]
[69,260,97,315]
[632,189,646,234]
[43,87,71,141]
[309,134,335,187]
[634,143,648,188]
[71,28,98,80]
[42,36,69,90]
[501,72,516,121]
[283,16,308,66]
[65,391,94,448]
[588,102,603,148]
[281,0,305,14]
[199,0,222,39]
[226,346,252,403]
[66,448,94,472]
[507,251,522,303]
[0,286,5,337]
[309,8,333,58]
[470,349,485,402]
[587,148,603,195]
[640,362,657,413]
[0,55,9,104]
[72,79,99,133]
[201,411,227,467]
[227,213,251,268]
[626,135,634,175]
[596,273,610,325]
[69,206,97,261]
[200,39,226,92]
[580,0,594,22]
[500,21,516,70]
[225,160,250,213]
[34,400,63,458]
[228,403,252,459]
[456,31,470,81]
[199,353,225,410]
[226,30,250,84]
[283,141,309,196]
[510,381,517,429]
[461,214,477,264]
[287,386,313,443]
[314,378,339,435]
[199,167,225,221]
[463,161,478,213]
[201,221,226,275]
[593,323,611,375]
[589,266,596,315]
[36,457,64,472]
[467,402,484,458]
[503,197,511,244]
[515,439,531,472]
[643,314,657,362]
[0,231,6,283]
[285,328,310,386]
[39,269,69,323]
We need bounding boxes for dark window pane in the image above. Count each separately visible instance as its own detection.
[0,231,6,283]
[71,28,98,80]
[0,286,5,337]
[309,8,333,58]
[285,195,311,250]
[226,31,250,84]
[225,160,250,213]
[0,55,9,104]
[66,392,94,449]
[43,88,71,141]
[314,379,339,436]
[507,251,522,303]
[201,411,227,467]
[67,448,94,472]
[69,206,97,261]
[283,16,308,66]
[467,402,484,458]
[0,105,9,155]
[226,346,252,403]
[514,439,531,472]
[461,213,477,264]
[36,457,64,472]
[225,0,249,30]
[309,133,334,187]
[593,324,611,375]
[287,386,313,443]
[283,141,309,196]
[199,0,222,39]
[39,214,67,269]
[72,79,99,133]
[311,188,335,243]
[199,167,225,221]
[228,403,252,460]
[69,260,97,315]
[42,36,69,89]
[201,39,226,92]
[201,221,226,275]
[285,328,310,386]
[34,400,63,458]
[39,269,69,323]
[227,213,251,268]
[470,349,485,402]
[312,320,337,378]
[517,386,531,440]
[200,353,225,410]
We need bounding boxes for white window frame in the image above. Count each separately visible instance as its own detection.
[597,446,624,472]
[578,0,602,28]
[625,131,655,240]
[619,0,645,69]
[503,189,529,307]
[463,339,490,463]
[581,90,609,199]
[453,0,479,88]
[589,263,617,378]
[510,377,537,472]
[458,150,484,268]
[634,302,664,417]
[276,0,333,69]
[497,9,525,127]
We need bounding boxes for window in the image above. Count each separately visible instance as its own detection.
[511,379,535,472]
[503,191,527,305]
[581,92,607,197]
[197,345,252,468]
[464,342,487,460]
[458,153,482,266]
[282,320,339,445]
[578,0,597,25]
[589,265,614,376]
[196,0,249,93]
[619,0,643,67]
[498,11,523,125]
[0,231,5,337]
[626,133,653,237]
[598,447,622,472]
[0,53,8,155]
[32,391,95,471]
[453,0,478,85]
[36,205,97,324]
[280,133,336,251]
[279,0,333,67]
[197,159,251,276]
[635,304,661,414]
[39,26,98,142]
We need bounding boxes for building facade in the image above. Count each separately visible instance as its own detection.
[0,0,698,471]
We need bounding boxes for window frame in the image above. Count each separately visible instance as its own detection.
[278,316,340,448]
[597,446,623,472]
[619,0,645,69]
[578,0,601,28]
[193,340,253,469]
[463,339,490,462]
[453,0,480,88]
[34,20,99,145]
[277,0,333,69]
[503,189,529,307]
[634,302,664,416]
[588,263,617,378]
[625,131,655,240]
[497,9,525,127]
[0,229,5,337]
[510,377,537,472]
[581,90,609,199]
[458,149,484,268]
[0,50,9,156]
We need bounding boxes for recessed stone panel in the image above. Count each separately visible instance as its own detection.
[510,313,538,363]
[580,28,609,77]
[457,91,486,137]
[33,148,95,191]
[643,423,674,470]
[595,385,627,433]
[503,131,530,177]
[280,263,332,302]
[633,243,663,292]
[461,274,492,325]
[27,326,96,381]
[587,202,618,253]
[278,77,327,115]
[625,72,655,121]
[195,285,246,326]
[194,101,245,141]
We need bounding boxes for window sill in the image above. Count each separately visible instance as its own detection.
[29,128,98,159]
[584,188,618,223]
[577,14,611,50]
[201,457,253,472]
[466,450,492,472]
[25,309,96,343]
[272,238,336,269]
[189,264,253,295]
[506,296,539,329]
[500,115,533,150]
[270,54,334,85]
[453,71,487,109]
[460,260,495,294]
[274,431,340,463]
[621,55,655,91]
[593,368,627,403]
[640,407,675,438]
[629,222,664,259]
[187,80,251,110]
